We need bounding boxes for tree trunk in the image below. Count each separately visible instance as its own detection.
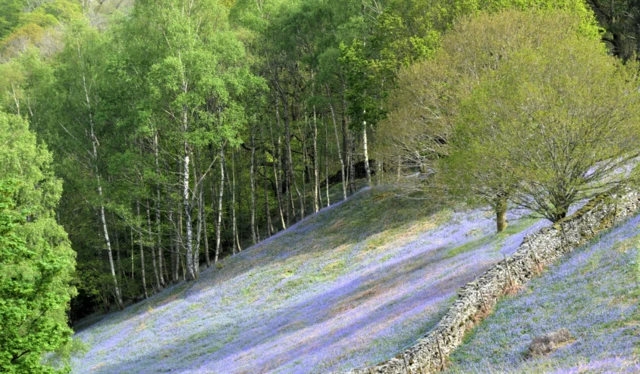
[194,173,203,277]
[113,216,123,279]
[137,200,148,299]
[175,184,183,283]
[363,123,372,187]
[168,210,178,283]
[298,120,307,220]
[226,149,241,254]
[261,126,274,236]
[180,68,196,280]
[181,254,186,281]
[269,121,287,230]
[283,95,304,221]
[276,100,294,225]
[206,145,218,268]
[324,115,330,207]
[78,45,122,308]
[93,132,122,309]
[552,210,567,222]
[183,140,196,281]
[153,131,166,287]
[130,227,135,280]
[202,195,210,268]
[250,129,258,244]
[329,102,347,201]
[348,131,356,194]
[146,200,161,291]
[341,88,349,189]
[496,196,508,233]
[202,176,211,268]
[551,198,569,223]
[312,107,320,213]
[215,144,225,264]
[341,84,356,195]
[302,124,308,207]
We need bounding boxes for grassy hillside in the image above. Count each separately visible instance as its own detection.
[447,213,640,373]
[71,187,546,373]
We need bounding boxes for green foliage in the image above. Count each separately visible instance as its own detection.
[376,10,617,224]
[341,0,600,129]
[15,0,83,32]
[378,10,595,177]
[0,48,56,123]
[0,112,76,373]
[0,0,631,318]
[458,16,640,221]
[396,9,638,223]
[121,0,259,146]
[0,0,82,58]
[0,0,24,40]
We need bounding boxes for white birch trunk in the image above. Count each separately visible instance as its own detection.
[83,66,122,309]
[183,139,196,280]
[363,122,372,186]
[269,123,287,230]
[215,145,225,264]
[324,115,330,207]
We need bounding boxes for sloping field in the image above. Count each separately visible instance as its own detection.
[71,188,548,373]
[447,213,640,373]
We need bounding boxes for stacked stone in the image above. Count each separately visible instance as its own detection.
[343,190,640,374]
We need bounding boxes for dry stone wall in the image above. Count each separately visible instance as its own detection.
[343,189,640,374]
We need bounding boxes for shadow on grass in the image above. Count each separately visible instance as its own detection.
[73,187,537,373]
[186,187,445,297]
[85,244,489,373]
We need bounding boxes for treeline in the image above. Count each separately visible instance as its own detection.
[2,1,640,370]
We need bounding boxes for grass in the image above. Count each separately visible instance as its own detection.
[446,236,493,258]
[446,214,640,373]
[70,187,546,374]
[445,214,539,259]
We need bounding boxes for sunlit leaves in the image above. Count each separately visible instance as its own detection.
[0,112,76,373]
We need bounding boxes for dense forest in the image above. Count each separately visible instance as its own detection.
[2,0,640,372]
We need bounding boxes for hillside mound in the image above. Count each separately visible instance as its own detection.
[447,213,640,373]
[71,188,546,373]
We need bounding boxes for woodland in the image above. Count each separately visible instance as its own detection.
[2,0,640,372]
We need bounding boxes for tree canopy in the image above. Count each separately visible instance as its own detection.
[457,19,640,221]
[378,9,640,229]
[0,111,76,373]
[1,0,638,326]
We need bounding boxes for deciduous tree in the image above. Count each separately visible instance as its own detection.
[458,25,640,222]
